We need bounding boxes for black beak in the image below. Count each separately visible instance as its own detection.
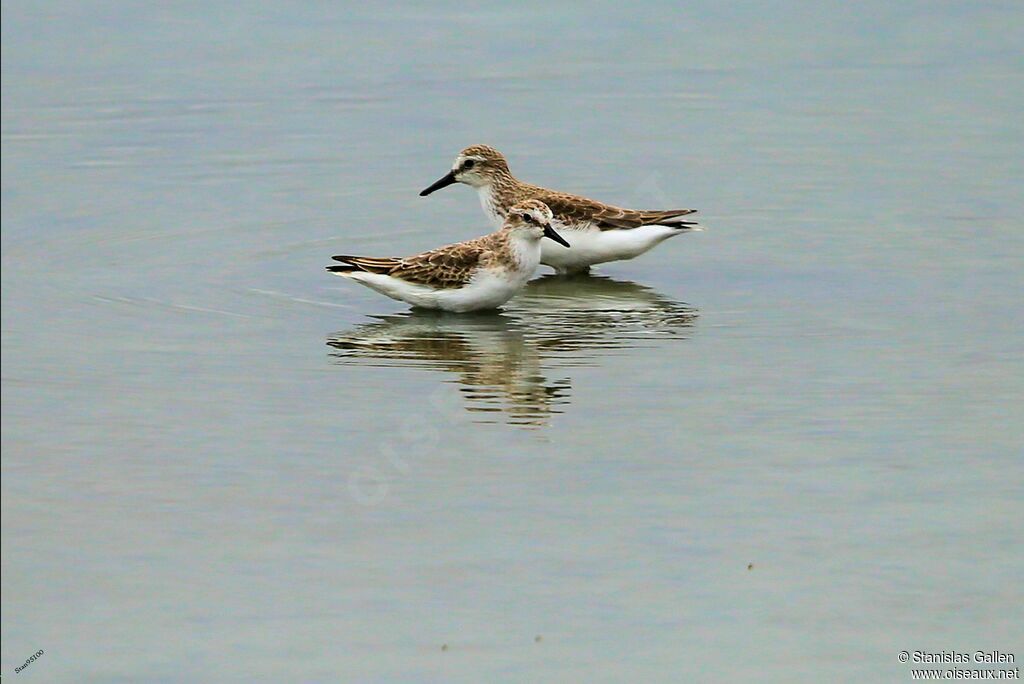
[419,170,458,196]
[543,224,570,248]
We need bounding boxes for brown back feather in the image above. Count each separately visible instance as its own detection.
[330,239,487,289]
[535,190,697,230]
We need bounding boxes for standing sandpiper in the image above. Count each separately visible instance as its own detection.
[420,145,701,274]
[326,200,568,312]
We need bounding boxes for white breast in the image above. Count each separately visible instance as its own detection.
[476,186,507,228]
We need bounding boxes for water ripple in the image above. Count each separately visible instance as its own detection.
[326,275,698,427]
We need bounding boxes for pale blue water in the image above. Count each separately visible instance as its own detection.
[2,2,1023,681]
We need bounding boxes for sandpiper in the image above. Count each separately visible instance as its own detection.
[326,200,568,312]
[420,145,701,274]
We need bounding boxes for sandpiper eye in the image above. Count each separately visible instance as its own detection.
[463,159,475,170]
[522,214,533,224]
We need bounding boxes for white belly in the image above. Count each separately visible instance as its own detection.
[541,223,682,273]
[344,269,531,312]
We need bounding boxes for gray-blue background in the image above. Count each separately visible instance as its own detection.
[3,2,1022,681]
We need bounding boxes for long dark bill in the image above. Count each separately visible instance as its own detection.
[419,170,457,196]
[543,224,571,248]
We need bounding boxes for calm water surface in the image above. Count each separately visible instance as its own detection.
[2,2,1022,681]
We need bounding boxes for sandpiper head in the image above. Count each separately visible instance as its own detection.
[506,200,570,247]
[420,144,510,196]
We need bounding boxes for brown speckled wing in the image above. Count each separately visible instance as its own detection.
[390,242,485,288]
[538,191,697,231]
[332,240,485,289]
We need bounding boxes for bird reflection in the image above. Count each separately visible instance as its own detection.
[326,275,698,427]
